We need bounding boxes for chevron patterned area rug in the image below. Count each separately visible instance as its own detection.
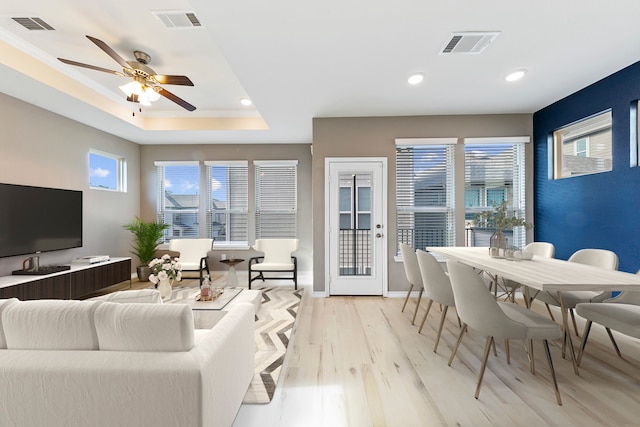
[242,286,304,404]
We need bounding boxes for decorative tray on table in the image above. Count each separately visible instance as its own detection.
[195,287,225,302]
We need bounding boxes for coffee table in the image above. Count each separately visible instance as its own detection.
[165,286,262,328]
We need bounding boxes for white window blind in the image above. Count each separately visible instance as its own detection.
[464,138,527,248]
[395,139,456,252]
[205,161,248,247]
[254,160,298,239]
[155,161,200,242]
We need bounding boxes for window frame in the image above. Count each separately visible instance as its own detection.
[205,160,249,248]
[89,149,126,192]
[553,110,613,179]
[254,160,298,240]
[155,161,200,242]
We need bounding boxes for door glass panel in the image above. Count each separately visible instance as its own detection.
[338,172,373,277]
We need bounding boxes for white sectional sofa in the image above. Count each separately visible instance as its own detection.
[0,293,255,427]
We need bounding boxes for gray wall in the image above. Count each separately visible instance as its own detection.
[139,143,313,273]
[312,114,534,294]
[0,93,140,277]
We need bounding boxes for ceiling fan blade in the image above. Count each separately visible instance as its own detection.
[86,35,130,69]
[156,88,196,111]
[58,58,124,76]
[154,75,194,86]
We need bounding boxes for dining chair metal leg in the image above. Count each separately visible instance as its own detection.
[411,288,423,325]
[576,320,592,367]
[433,306,449,353]
[529,340,535,374]
[475,336,494,399]
[545,303,555,321]
[543,339,562,405]
[418,299,434,334]
[570,309,580,337]
[605,327,622,358]
[448,324,467,366]
[401,284,414,312]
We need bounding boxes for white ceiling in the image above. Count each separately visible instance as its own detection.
[2,0,640,145]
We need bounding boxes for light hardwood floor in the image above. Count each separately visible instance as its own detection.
[234,281,640,427]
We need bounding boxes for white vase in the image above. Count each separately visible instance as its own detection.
[158,278,173,299]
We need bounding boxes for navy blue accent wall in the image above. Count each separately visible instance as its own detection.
[533,61,640,273]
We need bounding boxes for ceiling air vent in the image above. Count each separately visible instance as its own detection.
[439,31,500,55]
[12,17,55,31]
[152,11,202,29]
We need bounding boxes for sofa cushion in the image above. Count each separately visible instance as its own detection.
[95,302,194,352]
[0,298,18,349]
[2,299,102,350]
[88,289,162,304]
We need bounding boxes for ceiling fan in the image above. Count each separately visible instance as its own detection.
[58,35,196,111]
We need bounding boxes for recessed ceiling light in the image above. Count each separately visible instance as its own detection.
[505,69,527,82]
[240,98,252,106]
[408,73,424,85]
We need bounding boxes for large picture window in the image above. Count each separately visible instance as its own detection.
[553,110,612,179]
[395,138,456,252]
[155,161,200,241]
[254,160,298,239]
[464,138,527,249]
[205,161,248,247]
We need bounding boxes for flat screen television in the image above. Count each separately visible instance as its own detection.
[0,183,83,258]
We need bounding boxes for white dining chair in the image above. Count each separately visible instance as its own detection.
[535,248,618,336]
[446,259,563,405]
[416,250,458,352]
[499,242,555,303]
[575,271,640,366]
[400,244,423,325]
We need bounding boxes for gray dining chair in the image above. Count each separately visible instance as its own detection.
[446,259,563,405]
[415,250,458,352]
[535,248,619,336]
[575,273,640,366]
[400,244,424,325]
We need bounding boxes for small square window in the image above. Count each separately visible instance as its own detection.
[89,150,126,191]
[553,110,612,179]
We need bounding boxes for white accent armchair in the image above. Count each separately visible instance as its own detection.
[248,239,299,289]
[168,238,213,285]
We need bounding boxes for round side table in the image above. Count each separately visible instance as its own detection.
[220,258,244,287]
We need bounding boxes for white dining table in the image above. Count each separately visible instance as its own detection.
[425,246,640,374]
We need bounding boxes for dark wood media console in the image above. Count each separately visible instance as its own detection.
[0,257,131,300]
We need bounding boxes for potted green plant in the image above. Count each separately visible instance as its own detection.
[123,217,169,281]
[474,201,532,258]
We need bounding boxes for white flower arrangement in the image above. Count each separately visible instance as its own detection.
[148,254,182,285]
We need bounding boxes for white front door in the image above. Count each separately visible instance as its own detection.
[325,158,387,295]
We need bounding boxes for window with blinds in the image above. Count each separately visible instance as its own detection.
[396,139,456,252]
[205,161,248,247]
[464,138,527,248]
[254,160,298,239]
[155,162,200,241]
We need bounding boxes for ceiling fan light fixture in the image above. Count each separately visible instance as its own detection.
[119,80,143,97]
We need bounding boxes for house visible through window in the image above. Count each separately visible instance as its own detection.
[464,138,527,249]
[553,110,612,178]
[395,139,456,252]
[255,160,298,239]
[89,150,126,192]
[205,161,248,247]
[155,161,200,241]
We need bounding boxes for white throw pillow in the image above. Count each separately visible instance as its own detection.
[0,298,18,349]
[2,299,102,350]
[94,302,194,352]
